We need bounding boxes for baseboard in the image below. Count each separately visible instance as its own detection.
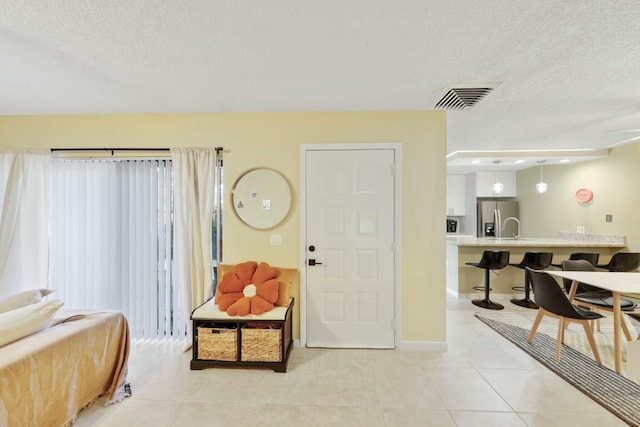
[294,338,447,351]
[399,340,448,351]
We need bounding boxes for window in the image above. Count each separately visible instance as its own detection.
[50,154,224,341]
[50,159,184,341]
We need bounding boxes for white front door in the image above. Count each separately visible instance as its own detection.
[305,148,395,348]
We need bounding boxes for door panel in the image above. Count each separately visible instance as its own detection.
[306,149,395,348]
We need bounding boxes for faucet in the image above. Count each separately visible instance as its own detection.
[502,217,521,239]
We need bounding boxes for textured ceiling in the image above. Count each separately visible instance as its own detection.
[2,1,640,171]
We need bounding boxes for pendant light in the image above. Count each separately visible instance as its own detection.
[492,160,503,194]
[536,160,548,193]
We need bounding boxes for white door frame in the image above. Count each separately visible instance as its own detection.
[299,143,403,348]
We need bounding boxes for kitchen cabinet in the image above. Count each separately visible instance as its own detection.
[476,171,516,197]
[446,175,466,215]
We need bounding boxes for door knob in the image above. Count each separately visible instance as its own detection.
[308,259,323,266]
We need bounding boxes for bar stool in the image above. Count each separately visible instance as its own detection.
[466,250,510,310]
[510,251,553,309]
[550,252,599,268]
[596,252,640,272]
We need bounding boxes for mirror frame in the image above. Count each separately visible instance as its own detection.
[231,168,293,230]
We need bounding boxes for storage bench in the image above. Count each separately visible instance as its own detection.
[190,298,294,372]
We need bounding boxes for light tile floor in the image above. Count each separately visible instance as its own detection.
[74,295,628,426]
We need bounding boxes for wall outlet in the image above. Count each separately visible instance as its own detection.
[576,226,585,233]
[270,234,282,246]
[606,214,613,223]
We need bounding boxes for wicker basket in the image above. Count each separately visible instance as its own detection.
[241,322,283,362]
[197,324,237,361]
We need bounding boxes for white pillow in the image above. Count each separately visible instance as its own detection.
[0,299,64,347]
[0,288,55,314]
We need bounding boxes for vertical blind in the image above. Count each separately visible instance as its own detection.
[49,159,186,341]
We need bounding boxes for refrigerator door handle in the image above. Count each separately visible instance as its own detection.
[495,208,501,238]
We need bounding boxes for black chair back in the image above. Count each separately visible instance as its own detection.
[477,250,510,270]
[527,267,586,320]
[561,259,599,294]
[599,252,640,272]
[568,252,600,266]
[522,251,553,270]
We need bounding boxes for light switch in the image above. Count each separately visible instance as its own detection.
[606,214,613,223]
[270,234,282,246]
[576,226,585,233]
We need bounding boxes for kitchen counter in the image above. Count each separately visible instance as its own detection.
[446,234,627,297]
[447,236,626,248]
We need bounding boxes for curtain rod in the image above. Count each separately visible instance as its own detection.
[52,147,224,154]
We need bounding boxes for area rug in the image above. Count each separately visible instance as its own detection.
[477,311,623,372]
[476,314,640,427]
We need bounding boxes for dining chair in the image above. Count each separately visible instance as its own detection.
[561,259,636,340]
[626,313,640,340]
[526,267,603,364]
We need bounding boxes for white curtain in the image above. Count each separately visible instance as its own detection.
[49,159,184,341]
[171,148,217,346]
[0,149,50,298]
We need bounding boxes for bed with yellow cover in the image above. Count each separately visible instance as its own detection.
[0,309,130,427]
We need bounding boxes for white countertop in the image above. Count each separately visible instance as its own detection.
[447,236,626,248]
[547,271,640,292]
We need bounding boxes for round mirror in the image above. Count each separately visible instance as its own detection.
[231,168,292,230]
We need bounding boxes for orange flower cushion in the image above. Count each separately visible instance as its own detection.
[217,262,280,316]
[253,262,277,286]
[234,261,258,285]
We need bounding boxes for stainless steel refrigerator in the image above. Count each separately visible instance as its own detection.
[476,200,519,237]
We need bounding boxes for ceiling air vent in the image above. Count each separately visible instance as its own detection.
[434,85,497,110]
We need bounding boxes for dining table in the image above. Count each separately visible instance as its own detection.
[547,270,640,374]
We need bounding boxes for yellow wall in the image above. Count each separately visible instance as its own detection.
[0,111,448,344]
[517,143,640,251]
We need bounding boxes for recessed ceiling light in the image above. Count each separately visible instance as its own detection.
[514,160,525,164]
[559,159,570,163]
